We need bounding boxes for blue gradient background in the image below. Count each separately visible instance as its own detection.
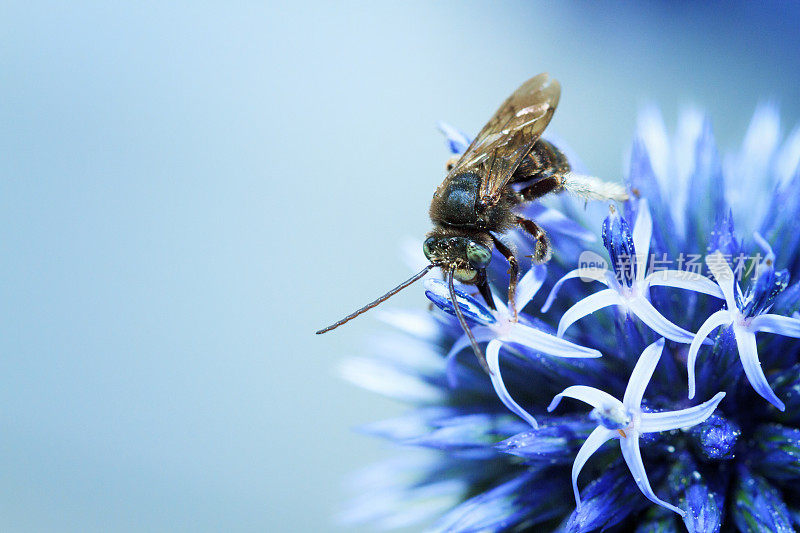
[1,2,799,531]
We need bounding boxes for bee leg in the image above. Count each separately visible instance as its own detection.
[516,216,552,264]
[475,269,496,311]
[518,175,565,202]
[491,236,519,322]
[445,155,460,172]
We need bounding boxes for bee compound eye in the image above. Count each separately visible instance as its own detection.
[466,241,491,268]
[423,237,436,260]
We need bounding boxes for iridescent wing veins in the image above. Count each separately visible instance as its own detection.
[447,73,561,206]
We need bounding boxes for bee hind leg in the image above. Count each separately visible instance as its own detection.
[518,175,565,202]
[516,216,552,264]
[561,173,629,202]
[491,236,519,322]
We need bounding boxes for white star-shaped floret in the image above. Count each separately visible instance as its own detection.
[687,250,800,411]
[548,338,726,517]
[426,265,601,429]
[542,200,722,344]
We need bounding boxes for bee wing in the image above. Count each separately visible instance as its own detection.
[449,73,561,206]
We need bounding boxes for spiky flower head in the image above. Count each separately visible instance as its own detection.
[341,107,800,532]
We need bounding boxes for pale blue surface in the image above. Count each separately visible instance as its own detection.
[0,2,798,531]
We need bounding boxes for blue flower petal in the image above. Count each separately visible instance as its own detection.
[687,310,734,399]
[639,393,726,434]
[542,267,611,314]
[357,407,456,441]
[687,413,741,460]
[620,432,685,516]
[432,472,570,533]
[566,461,649,533]
[732,469,794,533]
[773,281,800,316]
[662,454,726,533]
[515,264,547,311]
[626,137,676,255]
[437,121,472,155]
[733,325,786,411]
[751,313,800,338]
[557,288,623,338]
[506,321,602,358]
[444,326,496,388]
[630,297,701,344]
[340,356,445,403]
[707,209,740,258]
[770,363,800,424]
[694,326,742,401]
[496,418,596,464]
[686,118,726,241]
[727,104,781,230]
[340,456,470,530]
[739,267,789,318]
[424,279,496,325]
[602,208,637,287]
[486,340,540,428]
[750,424,800,481]
[682,485,722,533]
[634,517,680,532]
[761,168,800,264]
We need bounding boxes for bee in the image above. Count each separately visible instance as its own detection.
[317,73,627,373]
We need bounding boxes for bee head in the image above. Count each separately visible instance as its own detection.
[423,235,492,282]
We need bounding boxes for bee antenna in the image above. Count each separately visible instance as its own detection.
[316,264,437,334]
[447,266,492,376]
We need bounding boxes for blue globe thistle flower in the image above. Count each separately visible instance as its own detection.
[341,107,800,532]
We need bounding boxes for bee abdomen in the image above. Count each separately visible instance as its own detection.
[515,139,570,183]
[514,139,571,201]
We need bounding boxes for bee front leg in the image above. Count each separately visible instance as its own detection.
[491,236,519,322]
